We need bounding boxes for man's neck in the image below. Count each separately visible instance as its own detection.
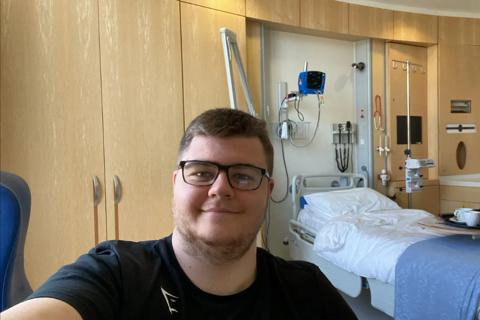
[171,231,257,296]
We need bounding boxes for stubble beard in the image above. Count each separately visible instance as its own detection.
[173,207,266,265]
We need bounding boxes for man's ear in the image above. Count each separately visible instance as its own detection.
[267,178,275,195]
[172,170,178,185]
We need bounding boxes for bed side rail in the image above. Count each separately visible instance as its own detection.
[289,219,317,244]
[291,173,367,220]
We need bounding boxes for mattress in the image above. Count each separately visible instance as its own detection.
[299,207,443,284]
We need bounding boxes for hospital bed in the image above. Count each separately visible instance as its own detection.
[287,173,480,319]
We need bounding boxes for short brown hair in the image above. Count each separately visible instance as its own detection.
[178,108,274,174]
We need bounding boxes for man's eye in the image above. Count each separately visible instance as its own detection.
[195,171,212,177]
[231,173,255,185]
[233,173,253,181]
[188,170,214,180]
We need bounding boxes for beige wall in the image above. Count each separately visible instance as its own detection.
[263,29,356,257]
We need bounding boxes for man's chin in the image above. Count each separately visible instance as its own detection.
[201,234,248,248]
[180,228,257,263]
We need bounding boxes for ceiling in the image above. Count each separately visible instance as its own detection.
[337,0,480,18]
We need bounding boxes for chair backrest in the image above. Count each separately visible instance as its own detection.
[0,171,33,311]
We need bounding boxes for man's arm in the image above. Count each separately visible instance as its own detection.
[1,298,82,320]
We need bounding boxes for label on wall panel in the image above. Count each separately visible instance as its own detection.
[446,123,476,133]
[450,100,471,113]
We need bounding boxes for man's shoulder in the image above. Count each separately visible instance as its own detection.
[257,247,322,283]
[258,248,318,271]
[92,236,170,257]
[81,236,173,271]
[257,248,357,319]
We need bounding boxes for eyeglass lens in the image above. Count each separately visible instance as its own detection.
[182,161,264,190]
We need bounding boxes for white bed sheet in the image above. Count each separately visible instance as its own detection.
[299,207,444,284]
[297,205,327,231]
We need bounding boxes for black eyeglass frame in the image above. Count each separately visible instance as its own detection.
[178,160,271,191]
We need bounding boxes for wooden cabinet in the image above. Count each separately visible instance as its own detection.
[438,44,480,175]
[386,43,429,181]
[1,0,106,289]
[181,3,247,123]
[440,200,480,215]
[348,4,393,39]
[300,0,348,34]
[440,186,480,214]
[394,184,440,215]
[439,16,480,45]
[246,0,299,27]
[181,0,245,15]
[0,0,183,289]
[99,0,184,241]
[393,11,438,44]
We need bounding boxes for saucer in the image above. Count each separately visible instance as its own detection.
[441,214,480,229]
[449,217,466,225]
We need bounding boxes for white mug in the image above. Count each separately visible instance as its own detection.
[454,208,473,222]
[464,210,480,227]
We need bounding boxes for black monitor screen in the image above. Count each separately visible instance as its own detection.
[397,116,422,145]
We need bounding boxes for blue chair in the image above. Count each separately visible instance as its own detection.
[0,171,33,311]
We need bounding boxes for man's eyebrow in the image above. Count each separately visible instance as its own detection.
[183,160,268,171]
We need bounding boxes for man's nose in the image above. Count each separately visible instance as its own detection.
[208,170,234,197]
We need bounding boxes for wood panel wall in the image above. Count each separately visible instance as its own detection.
[99,0,184,241]
[0,0,106,289]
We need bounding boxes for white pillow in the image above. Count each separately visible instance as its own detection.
[303,187,400,219]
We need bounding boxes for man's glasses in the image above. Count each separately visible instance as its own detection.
[178,160,270,191]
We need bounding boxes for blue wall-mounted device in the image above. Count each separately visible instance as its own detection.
[298,71,325,95]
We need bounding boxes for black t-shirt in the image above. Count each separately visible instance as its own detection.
[29,236,357,320]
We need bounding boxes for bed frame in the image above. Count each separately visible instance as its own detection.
[287,173,395,316]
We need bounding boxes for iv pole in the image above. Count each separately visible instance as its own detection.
[393,59,434,208]
[405,60,413,208]
[220,28,257,117]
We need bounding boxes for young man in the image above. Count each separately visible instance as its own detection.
[2,108,357,319]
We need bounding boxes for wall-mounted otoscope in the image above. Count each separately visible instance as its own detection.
[332,122,356,172]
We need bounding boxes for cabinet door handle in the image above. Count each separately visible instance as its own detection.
[92,176,102,245]
[113,175,122,205]
[92,176,102,206]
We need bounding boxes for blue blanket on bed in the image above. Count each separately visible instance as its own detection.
[395,235,480,320]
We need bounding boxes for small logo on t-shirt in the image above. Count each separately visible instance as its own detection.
[161,287,179,315]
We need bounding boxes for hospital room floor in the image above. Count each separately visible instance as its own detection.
[341,291,393,320]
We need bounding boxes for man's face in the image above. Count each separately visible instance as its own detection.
[172,135,274,257]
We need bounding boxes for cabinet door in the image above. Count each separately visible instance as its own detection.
[301,0,348,34]
[348,4,393,39]
[246,0,299,27]
[99,0,184,241]
[439,17,480,45]
[181,3,246,124]
[0,1,106,289]
[395,185,440,215]
[440,200,480,215]
[394,11,438,44]
[386,44,428,181]
[181,0,245,15]
[440,186,480,204]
